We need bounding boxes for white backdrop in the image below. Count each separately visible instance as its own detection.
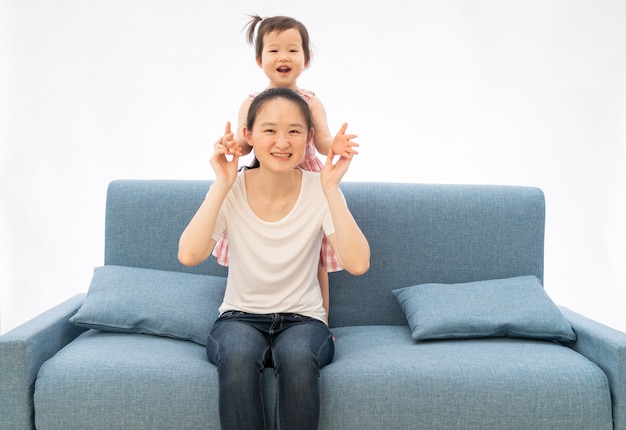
[1,0,625,333]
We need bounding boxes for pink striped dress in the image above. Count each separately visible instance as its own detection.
[211,88,342,272]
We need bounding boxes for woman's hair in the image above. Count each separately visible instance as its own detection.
[244,14,312,64]
[245,87,313,169]
[247,87,312,131]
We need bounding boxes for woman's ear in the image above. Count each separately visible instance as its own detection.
[243,126,253,146]
[307,127,315,142]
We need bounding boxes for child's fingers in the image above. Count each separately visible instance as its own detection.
[215,124,242,156]
[226,143,242,157]
[214,121,234,149]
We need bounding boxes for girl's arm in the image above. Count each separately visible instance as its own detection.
[311,96,359,159]
[310,96,334,156]
[321,125,370,275]
[178,123,240,267]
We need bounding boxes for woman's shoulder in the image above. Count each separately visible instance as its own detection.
[228,169,248,194]
[301,169,321,180]
[300,169,323,192]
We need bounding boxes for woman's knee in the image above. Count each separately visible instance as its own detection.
[274,322,335,371]
[207,319,268,368]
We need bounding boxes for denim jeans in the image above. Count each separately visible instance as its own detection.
[206,311,335,430]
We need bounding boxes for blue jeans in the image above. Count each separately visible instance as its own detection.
[206,311,335,430]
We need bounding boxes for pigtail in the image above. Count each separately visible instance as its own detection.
[244,14,263,46]
[242,14,312,66]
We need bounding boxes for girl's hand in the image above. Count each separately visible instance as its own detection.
[211,122,241,187]
[322,124,357,189]
[331,122,359,159]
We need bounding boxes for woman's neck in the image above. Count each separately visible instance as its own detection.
[247,167,301,198]
[245,168,302,222]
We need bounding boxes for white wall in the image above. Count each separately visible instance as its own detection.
[1,0,625,334]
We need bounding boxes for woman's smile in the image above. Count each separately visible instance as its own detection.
[271,152,292,159]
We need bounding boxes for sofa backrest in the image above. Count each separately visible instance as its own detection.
[104,180,545,328]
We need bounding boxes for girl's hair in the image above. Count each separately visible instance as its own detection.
[245,87,313,169]
[244,14,312,64]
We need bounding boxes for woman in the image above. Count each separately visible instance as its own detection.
[178,87,370,430]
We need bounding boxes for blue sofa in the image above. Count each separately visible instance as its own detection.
[2,179,625,430]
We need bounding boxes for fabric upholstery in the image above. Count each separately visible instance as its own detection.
[320,326,611,429]
[560,306,626,430]
[392,276,576,342]
[34,331,220,430]
[34,326,612,430]
[0,294,86,430]
[70,265,226,345]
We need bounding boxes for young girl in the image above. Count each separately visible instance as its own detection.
[212,15,358,324]
[178,87,370,429]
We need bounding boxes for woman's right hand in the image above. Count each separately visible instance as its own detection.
[211,122,241,187]
[179,122,239,267]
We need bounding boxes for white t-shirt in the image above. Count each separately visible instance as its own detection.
[212,169,336,322]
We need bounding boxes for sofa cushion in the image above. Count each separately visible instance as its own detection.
[33,327,612,430]
[392,275,576,343]
[34,325,612,430]
[70,265,226,345]
[322,326,610,430]
[34,331,220,430]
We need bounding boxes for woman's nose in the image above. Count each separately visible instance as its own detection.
[275,134,289,148]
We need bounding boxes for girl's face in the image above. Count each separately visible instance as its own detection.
[258,29,308,89]
[245,97,313,172]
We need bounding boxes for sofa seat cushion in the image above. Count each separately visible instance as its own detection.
[34,326,613,430]
[322,326,611,430]
[34,330,221,430]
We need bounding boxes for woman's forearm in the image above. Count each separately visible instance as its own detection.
[178,182,230,266]
[324,187,370,275]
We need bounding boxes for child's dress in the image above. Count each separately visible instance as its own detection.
[211,88,342,272]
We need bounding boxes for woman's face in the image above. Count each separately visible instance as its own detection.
[245,97,313,171]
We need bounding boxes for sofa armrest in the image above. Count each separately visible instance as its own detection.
[0,294,87,430]
[560,306,626,430]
